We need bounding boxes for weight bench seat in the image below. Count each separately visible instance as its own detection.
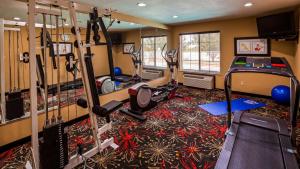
[102,100,123,114]
[215,112,298,169]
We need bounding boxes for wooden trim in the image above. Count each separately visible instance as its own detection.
[179,30,220,36]
[4,27,21,31]
[141,35,167,38]
[35,8,61,16]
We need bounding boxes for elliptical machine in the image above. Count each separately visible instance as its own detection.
[120,44,182,121]
[129,46,143,82]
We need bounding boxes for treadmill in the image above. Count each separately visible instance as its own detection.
[215,56,300,169]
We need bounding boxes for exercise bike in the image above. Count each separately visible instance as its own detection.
[120,44,182,121]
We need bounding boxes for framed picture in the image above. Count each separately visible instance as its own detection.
[53,42,73,56]
[234,37,270,56]
[123,43,135,54]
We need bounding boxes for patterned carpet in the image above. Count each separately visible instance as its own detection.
[0,86,299,169]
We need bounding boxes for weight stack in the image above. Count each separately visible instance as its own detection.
[39,122,69,169]
[6,92,24,120]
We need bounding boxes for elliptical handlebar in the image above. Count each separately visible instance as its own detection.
[130,45,142,64]
[161,43,178,68]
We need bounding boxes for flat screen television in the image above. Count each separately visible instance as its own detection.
[257,11,298,40]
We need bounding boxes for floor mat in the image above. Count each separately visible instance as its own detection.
[199,98,266,115]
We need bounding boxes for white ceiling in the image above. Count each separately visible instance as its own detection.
[74,0,300,24]
[0,0,299,29]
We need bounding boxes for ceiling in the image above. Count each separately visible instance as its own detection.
[74,0,300,24]
[0,0,299,29]
[0,0,146,30]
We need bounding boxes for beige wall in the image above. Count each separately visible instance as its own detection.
[172,17,297,96]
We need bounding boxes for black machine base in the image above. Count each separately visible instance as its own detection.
[6,91,24,120]
[39,122,69,169]
[119,109,147,121]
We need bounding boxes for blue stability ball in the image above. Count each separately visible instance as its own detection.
[114,67,122,76]
[115,81,121,87]
[271,85,290,105]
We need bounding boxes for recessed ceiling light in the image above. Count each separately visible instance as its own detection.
[137,2,147,7]
[244,2,253,7]
[173,15,178,19]
[13,17,20,21]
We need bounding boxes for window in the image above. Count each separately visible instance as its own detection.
[142,36,167,68]
[180,32,220,72]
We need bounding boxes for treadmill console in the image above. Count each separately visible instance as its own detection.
[231,56,292,76]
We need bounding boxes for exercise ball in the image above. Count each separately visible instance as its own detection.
[115,81,121,87]
[114,67,122,76]
[271,85,290,105]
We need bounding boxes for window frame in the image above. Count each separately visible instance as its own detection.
[179,31,221,74]
[141,35,168,69]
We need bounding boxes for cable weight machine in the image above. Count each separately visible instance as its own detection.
[67,4,123,169]
[0,22,25,122]
[26,1,123,168]
[37,10,69,169]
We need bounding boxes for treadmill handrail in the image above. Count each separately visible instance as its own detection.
[224,57,300,143]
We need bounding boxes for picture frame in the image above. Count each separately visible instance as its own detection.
[53,42,73,56]
[123,43,135,54]
[234,37,270,56]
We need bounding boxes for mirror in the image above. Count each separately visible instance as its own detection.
[99,27,172,96]
[0,2,170,125]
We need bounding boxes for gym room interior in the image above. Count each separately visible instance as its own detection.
[0,0,300,168]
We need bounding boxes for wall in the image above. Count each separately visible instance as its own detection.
[172,17,297,96]
[2,27,111,91]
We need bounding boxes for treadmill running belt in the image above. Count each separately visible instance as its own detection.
[228,123,284,169]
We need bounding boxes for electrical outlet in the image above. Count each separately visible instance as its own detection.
[240,81,244,85]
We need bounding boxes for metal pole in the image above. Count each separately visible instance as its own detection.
[42,14,49,125]
[28,0,39,168]
[68,1,100,149]
[0,18,6,123]
[56,16,61,120]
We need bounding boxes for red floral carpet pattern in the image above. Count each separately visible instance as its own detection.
[1,86,299,169]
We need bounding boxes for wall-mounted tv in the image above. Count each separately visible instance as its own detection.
[256,11,298,40]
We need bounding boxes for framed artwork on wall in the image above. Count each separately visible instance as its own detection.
[234,37,270,56]
[123,43,135,54]
[53,42,73,56]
